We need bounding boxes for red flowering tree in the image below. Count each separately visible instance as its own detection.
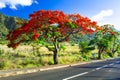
[7,10,101,64]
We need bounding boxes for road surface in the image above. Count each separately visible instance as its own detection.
[1,58,120,80]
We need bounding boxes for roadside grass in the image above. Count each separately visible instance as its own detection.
[0,44,81,70]
[0,44,119,70]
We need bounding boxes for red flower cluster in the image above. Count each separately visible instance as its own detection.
[102,24,117,35]
[29,10,69,27]
[68,14,101,34]
[32,30,40,40]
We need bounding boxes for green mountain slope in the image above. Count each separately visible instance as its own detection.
[0,13,26,40]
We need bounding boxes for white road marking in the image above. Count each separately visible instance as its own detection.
[109,63,115,66]
[103,65,108,67]
[62,62,115,80]
[95,65,108,70]
[63,72,88,80]
[95,67,102,70]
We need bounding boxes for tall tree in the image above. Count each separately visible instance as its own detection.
[7,10,100,64]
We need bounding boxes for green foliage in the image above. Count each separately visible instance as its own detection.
[36,40,47,46]
[81,53,90,61]
[70,33,95,44]
[106,52,113,57]
[0,48,4,56]
[0,60,12,70]
[102,53,111,59]
[65,22,77,29]
[118,47,120,53]
[79,41,95,53]
[89,25,120,59]
[48,60,54,65]
[60,45,66,51]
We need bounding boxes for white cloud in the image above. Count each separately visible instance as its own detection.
[90,9,120,31]
[0,2,5,8]
[0,0,38,9]
[114,24,120,31]
[91,9,114,21]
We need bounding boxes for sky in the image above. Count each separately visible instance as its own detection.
[0,0,120,31]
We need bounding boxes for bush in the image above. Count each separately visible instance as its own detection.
[81,53,90,61]
[0,60,11,70]
[26,64,36,68]
[0,49,4,56]
[48,60,54,65]
[107,52,114,57]
[102,53,111,59]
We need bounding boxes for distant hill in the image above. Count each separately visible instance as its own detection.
[0,13,26,40]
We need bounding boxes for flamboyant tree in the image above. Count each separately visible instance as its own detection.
[7,10,101,64]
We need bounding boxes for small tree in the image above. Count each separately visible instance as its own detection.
[89,24,119,59]
[7,10,100,64]
[109,30,120,55]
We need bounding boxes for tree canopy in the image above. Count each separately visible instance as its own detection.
[7,10,101,48]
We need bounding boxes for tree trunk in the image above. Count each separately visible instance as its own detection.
[98,49,101,59]
[53,49,58,64]
[53,40,59,64]
[98,47,104,59]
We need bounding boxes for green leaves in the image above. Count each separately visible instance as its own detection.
[35,37,47,46]
[64,22,77,29]
[60,45,66,51]
[47,33,52,38]
[79,41,95,53]
[69,22,76,29]
[54,32,60,36]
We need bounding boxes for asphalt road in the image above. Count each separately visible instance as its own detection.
[1,58,120,80]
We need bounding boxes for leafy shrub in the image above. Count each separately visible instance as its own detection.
[26,64,36,68]
[0,60,11,70]
[107,52,114,57]
[81,53,90,61]
[0,49,4,56]
[48,60,54,65]
[102,53,111,59]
